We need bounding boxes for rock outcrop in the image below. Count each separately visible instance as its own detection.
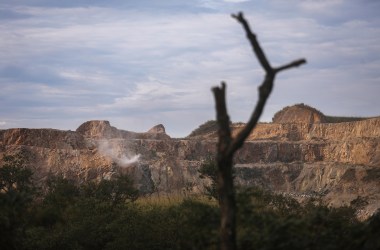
[1,104,379,218]
[76,120,170,140]
[272,103,326,124]
[147,124,166,134]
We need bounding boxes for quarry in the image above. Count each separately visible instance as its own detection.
[1,104,379,219]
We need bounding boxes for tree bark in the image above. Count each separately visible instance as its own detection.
[213,12,306,250]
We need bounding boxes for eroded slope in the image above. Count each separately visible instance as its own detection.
[1,104,379,218]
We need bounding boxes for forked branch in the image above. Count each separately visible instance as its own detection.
[213,12,306,250]
[227,12,307,156]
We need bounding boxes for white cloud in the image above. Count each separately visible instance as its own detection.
[0,1,379,136]
[298,0,343,12]
[223,0,250,3]
[101,77,204,112]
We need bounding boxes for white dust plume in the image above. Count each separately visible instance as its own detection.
[97,140,140,167]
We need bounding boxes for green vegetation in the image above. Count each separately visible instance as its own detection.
[234,188,377,250]
[0,153,35,249]
[198,157,219,200]
[188,120,219,137]
[0,153,379,250]
[324,115,369,123]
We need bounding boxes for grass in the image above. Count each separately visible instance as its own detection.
[136,192,217,208]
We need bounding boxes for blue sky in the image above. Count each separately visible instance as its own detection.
[1,0,379,137]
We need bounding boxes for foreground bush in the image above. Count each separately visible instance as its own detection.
[0,158,379,250]
[23,186,380,250]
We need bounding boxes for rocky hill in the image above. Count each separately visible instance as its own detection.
[272,103,327,124]
[1,104,379,218]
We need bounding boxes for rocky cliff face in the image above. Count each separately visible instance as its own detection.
[1,105,379,218]
[272,103,327,124]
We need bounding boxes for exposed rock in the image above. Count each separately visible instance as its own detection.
[147,124,166,134]
[76,120,171,140]
[1,105,379,219]
[76,120,119,139]
[1,128,86,149]
[272,103,326,124]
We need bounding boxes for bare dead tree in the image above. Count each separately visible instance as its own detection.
[212,12,306,250]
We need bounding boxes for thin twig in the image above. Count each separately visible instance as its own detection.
[275,59,307,73]
[214,12,306,250]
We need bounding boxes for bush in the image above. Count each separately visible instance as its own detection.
[1,158,379,250]
[188,120,219,137]
[198,157,219,200]
[0,153,35,250]
[236,187,366,250]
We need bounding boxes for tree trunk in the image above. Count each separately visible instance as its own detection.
[212,12,306,250]
[217,155,236,250]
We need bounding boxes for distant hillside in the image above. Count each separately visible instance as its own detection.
[324,115,369,123]
[1,104,379,219]
[273,103,373,124]
[188,104,377,138]
[188,120,219,138]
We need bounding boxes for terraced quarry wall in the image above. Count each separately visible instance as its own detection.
[1,105,379,218]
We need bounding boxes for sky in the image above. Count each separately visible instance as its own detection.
[1,0,379,137]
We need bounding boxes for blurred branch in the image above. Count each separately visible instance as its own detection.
[213,12,307,250]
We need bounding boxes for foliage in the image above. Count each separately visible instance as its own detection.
[0,153,34,194]
[324,115,369,123]
[81,174,139,205]
[0,153,35,250]
[198,157,219,200]
[0,160,379,250]
[103,199,219,250]
[188,120,219,137]
[236,187,377,250]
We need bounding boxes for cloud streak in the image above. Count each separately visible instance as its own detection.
[0,1,379,136]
